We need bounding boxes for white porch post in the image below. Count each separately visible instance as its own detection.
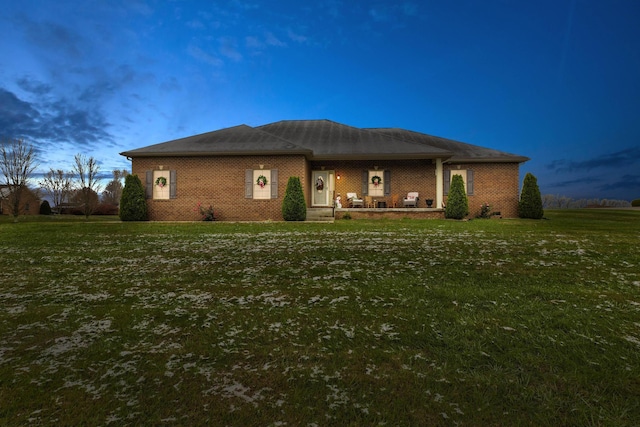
[435,158,443,209]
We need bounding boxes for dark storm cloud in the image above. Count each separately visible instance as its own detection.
[0,86,113,148]
[546,146,640,173]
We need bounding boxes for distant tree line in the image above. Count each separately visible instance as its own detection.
[1,138,129,220]
[542,194,631,209]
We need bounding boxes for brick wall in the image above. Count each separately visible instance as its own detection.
[444,163,521,218]
[132,155,307,221]
[130,156,523,220]
[313,160,522,217]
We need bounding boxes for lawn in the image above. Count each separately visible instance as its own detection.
[1,210,638,426]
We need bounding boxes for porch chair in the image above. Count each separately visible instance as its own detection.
[364,195,374,208]
[346,192,363,208]
[403,192,419,207]
[391,194,400,208]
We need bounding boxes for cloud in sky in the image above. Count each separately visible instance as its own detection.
[1,0,639,200]
[546,146,640,174]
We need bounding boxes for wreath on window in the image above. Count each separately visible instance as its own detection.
[371,175,382,187]
[256,175,268,188]
[155,176,167,188]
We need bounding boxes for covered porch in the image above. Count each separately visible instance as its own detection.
[334,206,445,220]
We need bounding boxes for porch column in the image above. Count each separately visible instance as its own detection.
[435,158,443,209]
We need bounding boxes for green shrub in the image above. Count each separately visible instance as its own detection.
[519,173,544,219]
[445,174,469,219]
[282,177,306,221]
[119,174,148,221]
[632,199,640,207]
[39,200,52,215]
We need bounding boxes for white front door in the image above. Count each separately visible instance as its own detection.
[311,170,334,207]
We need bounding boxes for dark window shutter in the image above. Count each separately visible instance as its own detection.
[145,171,152,199]
[169,170,177,199]
[383,170,391,196]
[443,170,450,195]
[362,170,368,196]
[467,170,474,195]
[245,169,253,198]
[270,169,278,198]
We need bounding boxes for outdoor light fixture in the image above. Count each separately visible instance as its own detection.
[337,174,341,180]
[259,164,264,169]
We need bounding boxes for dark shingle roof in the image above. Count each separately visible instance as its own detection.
[120,124,311,157]
[370,128,530,163]
[120,120,529,163]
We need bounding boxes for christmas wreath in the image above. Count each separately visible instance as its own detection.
[155,176,167,188]
[371,175,382,186]
[256,175,268,188]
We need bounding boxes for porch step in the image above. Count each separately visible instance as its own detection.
[306,208,335,222]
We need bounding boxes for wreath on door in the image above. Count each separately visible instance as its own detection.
[316,176,324,191]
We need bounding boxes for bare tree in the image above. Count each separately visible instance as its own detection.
[102,169,129,205]
[39,169,73,211]
[0,138,39,220]
[73,153,101,218]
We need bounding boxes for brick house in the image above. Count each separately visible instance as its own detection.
[0,185,41,216]
[120,120,529,221]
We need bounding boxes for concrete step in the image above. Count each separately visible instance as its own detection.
[306,208,335,222]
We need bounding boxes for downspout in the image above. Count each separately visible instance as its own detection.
[435,158,443,209]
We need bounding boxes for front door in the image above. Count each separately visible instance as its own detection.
[311,170,334,207]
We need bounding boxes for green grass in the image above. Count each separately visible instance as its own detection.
[1,210,639,426]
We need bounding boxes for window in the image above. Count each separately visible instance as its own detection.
[245,169,278,199]
[362,170,391,196]
[368,170,384,197]
[153,170,170,200]
[146,170,177,199]
[444,169,474,195]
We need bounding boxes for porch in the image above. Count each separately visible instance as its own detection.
[335,207,445,220]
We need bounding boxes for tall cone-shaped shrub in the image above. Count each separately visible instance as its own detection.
[518,172,544,219]
[119,174,148,221]
[282,176,306,221]
[445,174,469,219]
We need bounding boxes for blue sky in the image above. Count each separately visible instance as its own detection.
[1,0,639,200]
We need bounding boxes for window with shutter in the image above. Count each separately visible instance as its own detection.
[152,170,171,200]
[367,170,384,197]
[246,169,278,199]
[446,169,473,195]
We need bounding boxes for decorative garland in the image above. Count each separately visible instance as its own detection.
[256,175,268,188]
[371,175,382,187]
[155,176,167,188]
